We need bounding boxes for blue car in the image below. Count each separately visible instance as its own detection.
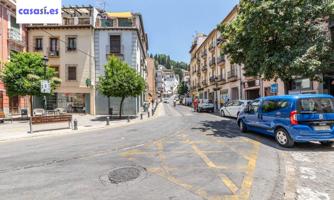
[237,94,334,147]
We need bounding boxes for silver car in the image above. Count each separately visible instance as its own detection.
[220,100,250,118]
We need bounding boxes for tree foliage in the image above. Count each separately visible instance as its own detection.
[98,55,145,118]
[220,0,334,93]
[1,52,61,116]
[177,81,189,96]
[1,52,61,97]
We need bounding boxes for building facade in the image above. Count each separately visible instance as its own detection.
[146,57,156,102]
[189,6,284,110]
[94,12,148,115]
[27,6,100,114]
[0,0,29,115]
[156,65,179,98]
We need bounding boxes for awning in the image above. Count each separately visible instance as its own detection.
[107,12,132,18]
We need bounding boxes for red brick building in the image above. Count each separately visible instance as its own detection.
[0,0,28,115]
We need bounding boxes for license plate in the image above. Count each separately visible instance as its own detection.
[313,126,331,131]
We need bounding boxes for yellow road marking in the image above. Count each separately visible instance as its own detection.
[218,174,239,194]
[238,141,260,200]
[191,143,219,169]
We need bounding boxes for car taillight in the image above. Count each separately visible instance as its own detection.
[290,110,298,125]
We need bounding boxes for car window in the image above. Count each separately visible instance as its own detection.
[262,100,289,113]
[232,101,242,106]
[298,98,334,113]
[249,100,260,113]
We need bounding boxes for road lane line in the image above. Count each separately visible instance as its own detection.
[218,174,239,194]
[238,141,260,200]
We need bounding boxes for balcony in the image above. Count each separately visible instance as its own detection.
[218,75,226,83]
[197,70,201,76]
[202,65,208,72]
[217,55,225,64]
[217,36,224,45]
[209,58,216,67]
[227,69,238,81]
[106,45,124,60]
[8,28,25,46]
[209,76,217,83]
[48,48,60,57]
[201,51,207,58]
[209,43,215,51]
[202,80,208,86]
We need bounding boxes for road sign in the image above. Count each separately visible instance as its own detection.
[271,84,278,94]
[41,80,51,94]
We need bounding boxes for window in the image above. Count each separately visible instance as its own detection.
[35,38,43,51]
[262,100,289,113]
[118,18,133,27]
[67,37,77,51]
[49,38,59,56]
[110,35,121,54]
[67,66,77,81]
[249,100,260,113]
[291,79,311,90]
[298,98,334,113]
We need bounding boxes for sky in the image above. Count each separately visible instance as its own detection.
[63,0,239,63]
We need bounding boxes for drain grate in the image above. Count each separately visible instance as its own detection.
[108,166,143,184]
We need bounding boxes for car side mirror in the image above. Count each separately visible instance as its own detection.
[244,105,252,113]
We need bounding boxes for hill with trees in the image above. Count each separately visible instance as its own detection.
[150,54,189,80]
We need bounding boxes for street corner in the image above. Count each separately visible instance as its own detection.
[119,132,261,200]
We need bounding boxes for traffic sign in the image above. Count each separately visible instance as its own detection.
[271,84,278,94]
[41,80,51,94]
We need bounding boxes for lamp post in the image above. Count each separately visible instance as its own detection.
[42,56,49,110]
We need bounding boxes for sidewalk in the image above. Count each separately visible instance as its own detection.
[0,103,165,142]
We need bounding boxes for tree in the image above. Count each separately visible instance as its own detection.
[220,0,334,94]
[178,81,189,96]
[1,52,61,116]
[98,55,145,118]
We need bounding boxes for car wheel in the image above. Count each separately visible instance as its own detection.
[275,128,294,148]
[239,120,247,133]
[320,141,334,147]
[221,110,225,117]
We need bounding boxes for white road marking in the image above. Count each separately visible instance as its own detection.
[300,167,316,180]
[297,187,330,200]
[291,153,312,162]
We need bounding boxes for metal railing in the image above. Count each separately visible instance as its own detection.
[8,28,25,44]
[48,47,60,57]
[209,58,216,66]
[106,45,124,60]
[227,69,238,79]
[217,56,225,64]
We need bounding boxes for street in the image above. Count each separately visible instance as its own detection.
[0,103,333,200]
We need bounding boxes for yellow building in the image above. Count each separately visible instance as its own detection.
[27,6,99,114]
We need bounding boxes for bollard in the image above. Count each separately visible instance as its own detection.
[148,112,150,118]
[140,113,143,120]
[29,117,33,134]
[73,119,78,130]
[151,109,154,116]
[127,116,130,123]
[106,116,110,126]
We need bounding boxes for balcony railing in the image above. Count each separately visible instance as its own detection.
[209,76,217,83]
[218,75,226,82]
[202,65,208,72]
[217,56,225,64]
[202,80,208,86]
[8,28,25,45]
[201,51,207,58]
[209,43,215,51]
[209,58,216,67]
[227,69,238,79]
[63,17,92,26]
[48,47,60,57]
[106,45,124,60]
[217,36,224,45]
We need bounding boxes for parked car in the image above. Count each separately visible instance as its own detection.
[33,108,45,116]
[163,98,169,103]
[220,100,250,118]
[198,99,215,112]
[237,94,334,148]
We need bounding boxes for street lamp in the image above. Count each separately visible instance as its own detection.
[42,56,49,110]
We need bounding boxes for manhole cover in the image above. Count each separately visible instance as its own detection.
[108,166,143,184]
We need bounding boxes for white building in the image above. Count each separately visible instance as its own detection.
[94,12,148,115]
[156,65,179,97]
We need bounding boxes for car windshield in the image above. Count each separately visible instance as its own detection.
[298,98,334,113]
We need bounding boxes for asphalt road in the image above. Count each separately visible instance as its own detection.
[0,103,333,200]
